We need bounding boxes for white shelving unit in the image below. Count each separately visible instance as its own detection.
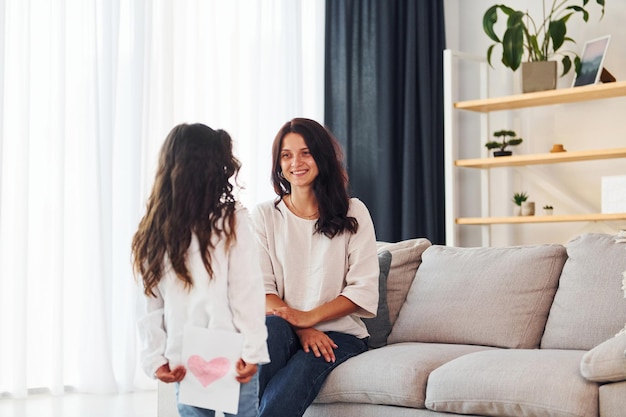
[443,49,626,247]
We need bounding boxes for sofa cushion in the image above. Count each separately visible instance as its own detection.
[425,349,598,417]
[305,403,462,417]
[388,244,566,349]
[541,233,626,350]
[314,342,493,409]
[376,238,431,326]
[580,332,626,382]
[362,250,392,349]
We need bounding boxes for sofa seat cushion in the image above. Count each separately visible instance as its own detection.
[389,243,567,349]
[314,342,494,409]
[425,349,598,417]
[541,233,626,350]
[580,332,626,382]
[305,403,479,417]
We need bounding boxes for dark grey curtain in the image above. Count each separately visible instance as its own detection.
[325,0,446,244]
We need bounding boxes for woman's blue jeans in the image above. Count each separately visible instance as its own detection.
[175,372,259,417]
[258,316,368,417]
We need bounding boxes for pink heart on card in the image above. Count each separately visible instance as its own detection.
[187,355,231,387]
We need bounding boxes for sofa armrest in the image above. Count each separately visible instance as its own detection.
[599,381,626,417]
[580,332,626,383]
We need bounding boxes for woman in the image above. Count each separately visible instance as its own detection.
[252,118,379,417]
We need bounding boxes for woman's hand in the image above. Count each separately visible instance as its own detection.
[235,359,258,384]
[155,363,186,383]
[295,328,338,363]
[271,306,318,328]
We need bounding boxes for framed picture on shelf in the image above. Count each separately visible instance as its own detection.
[572,35,611,87]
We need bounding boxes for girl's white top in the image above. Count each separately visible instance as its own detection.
[252,198,379,339]
[137,206,270,378]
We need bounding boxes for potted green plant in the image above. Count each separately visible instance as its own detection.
[482,0,606,92]
[512,191,529,216]
[485,129,523,157]
[543,204,554,215]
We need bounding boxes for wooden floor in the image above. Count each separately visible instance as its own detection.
[0,390,157,417]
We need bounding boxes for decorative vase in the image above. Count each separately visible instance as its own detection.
[522,61,557,93]
[521,201,535,216]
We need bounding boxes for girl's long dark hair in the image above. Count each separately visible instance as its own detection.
[271,118,357,238]
[132,123,241,297]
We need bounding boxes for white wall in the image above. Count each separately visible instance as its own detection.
[444,0,626,246]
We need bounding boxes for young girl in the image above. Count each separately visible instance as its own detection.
[132,123,269,417]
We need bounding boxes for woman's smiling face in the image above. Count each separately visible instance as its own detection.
[280,132,319,188]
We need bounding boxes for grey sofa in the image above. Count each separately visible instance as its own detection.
[158,233,626,417]
[304,233,626,417]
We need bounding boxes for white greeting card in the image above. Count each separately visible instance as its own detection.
[179,326,243,414]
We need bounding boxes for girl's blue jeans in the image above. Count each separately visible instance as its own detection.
[258,315,368,417]
[175,372,259,417]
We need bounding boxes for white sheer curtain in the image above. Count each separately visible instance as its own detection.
[0,0,325,397]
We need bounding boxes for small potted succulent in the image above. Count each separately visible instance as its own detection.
[485,129,523,157]
[512,191,528,216]
[543,205,554,215]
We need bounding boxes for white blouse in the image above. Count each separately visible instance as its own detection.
[252,198,379,339]
[137,206,270,378]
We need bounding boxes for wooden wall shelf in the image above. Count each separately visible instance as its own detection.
[454,80,626,113]
[457,213,626,225]
[444,50,626,245]
[455,148,626,168]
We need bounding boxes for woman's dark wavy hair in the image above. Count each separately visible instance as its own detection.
[271,118,357,238]
[132,123,241,297]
